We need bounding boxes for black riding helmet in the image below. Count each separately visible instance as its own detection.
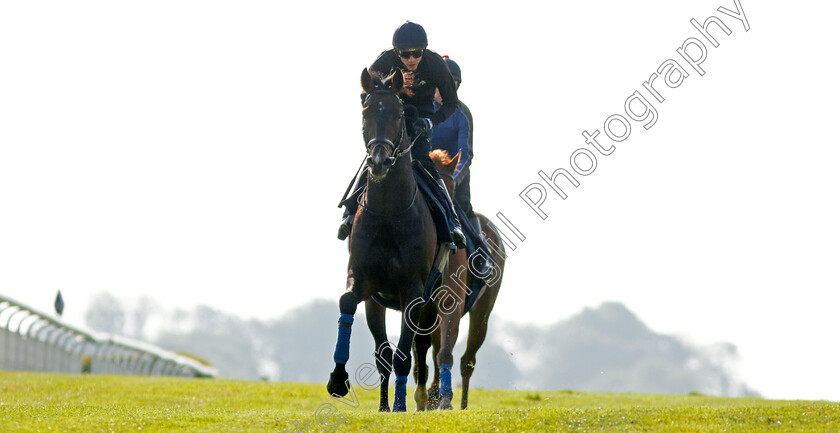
[392,21,428,49]
[442,56,461,88]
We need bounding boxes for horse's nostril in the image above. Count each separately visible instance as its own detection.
[370,152,388,168]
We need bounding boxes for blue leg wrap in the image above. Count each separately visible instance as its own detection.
[333,314,354,364]
[440,363,453,398]
[393,375,408,412]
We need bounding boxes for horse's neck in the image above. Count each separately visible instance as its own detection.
[364,157,416,215]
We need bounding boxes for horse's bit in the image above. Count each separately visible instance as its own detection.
[363,89,422,168]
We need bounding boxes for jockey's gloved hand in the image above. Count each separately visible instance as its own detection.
[413,117,433,135]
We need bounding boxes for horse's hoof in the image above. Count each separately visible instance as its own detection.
[379,405,390,412]
[414,386,428,412]
[426,387,440,410]
[439,395,453,410]
[327,371,349,397]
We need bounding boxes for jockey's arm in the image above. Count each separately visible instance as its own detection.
[430,55,460,126]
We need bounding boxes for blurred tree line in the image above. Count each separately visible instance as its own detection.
[84,293,758,397]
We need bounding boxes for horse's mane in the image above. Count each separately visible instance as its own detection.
[430,149,460,175]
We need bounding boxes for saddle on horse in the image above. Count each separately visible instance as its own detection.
[338,160,462,248]
[337,107,466,250]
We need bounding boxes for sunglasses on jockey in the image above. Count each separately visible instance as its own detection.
[397,48,424,59]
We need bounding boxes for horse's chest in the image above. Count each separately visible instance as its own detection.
[361,251,405,275]
[356,246,419,282]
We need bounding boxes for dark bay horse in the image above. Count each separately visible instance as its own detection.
[326,68,441,412]
[412,149,507,410]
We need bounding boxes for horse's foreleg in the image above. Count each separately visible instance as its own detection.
[392,290,424,412]
[426,324,442,410]
[327,289,360,397]
[366,299,392,412]
[412,332,431,411]
[436,293,464,410]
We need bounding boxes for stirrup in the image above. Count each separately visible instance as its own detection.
[451,227,467,249]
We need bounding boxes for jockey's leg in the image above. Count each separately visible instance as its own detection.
[337,175,367,240]
[454,169,476,236]
[455,169,493,276]
[436,178,466,249]
[412,134,466,249]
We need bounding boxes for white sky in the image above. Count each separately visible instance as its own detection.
[2,1,838,401]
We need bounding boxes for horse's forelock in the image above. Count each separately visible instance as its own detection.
[368,71,399,91]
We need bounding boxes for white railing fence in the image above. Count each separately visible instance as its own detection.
[0,295,217,378]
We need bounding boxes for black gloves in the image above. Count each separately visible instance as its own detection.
[412,117,433,135]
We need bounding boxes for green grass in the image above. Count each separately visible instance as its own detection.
[1,372,838,432]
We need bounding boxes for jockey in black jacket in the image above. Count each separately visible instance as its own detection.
[338,21,466,249]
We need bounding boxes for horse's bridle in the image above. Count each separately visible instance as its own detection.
[358,88,423,216]
[363,89,418,168]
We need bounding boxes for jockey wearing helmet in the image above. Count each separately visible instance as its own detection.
[430,56,492,276]
[430,56,478,234]
[338,21,466,249]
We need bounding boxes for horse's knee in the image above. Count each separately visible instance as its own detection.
[339,292,358,315]
[375,342,394,373]
[460,356,475,377]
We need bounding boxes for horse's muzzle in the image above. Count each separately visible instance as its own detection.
[366,140,396,179]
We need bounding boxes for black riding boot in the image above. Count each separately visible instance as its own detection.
[338,177,366,240]
[437,178,467,249]
[469,214,493,277]
[337,212,354,241]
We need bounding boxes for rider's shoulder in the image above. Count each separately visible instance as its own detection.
[421,50,450,77]
[422,49,446,65]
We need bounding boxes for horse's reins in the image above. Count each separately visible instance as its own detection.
[337,88,422,208]
[359,89,425,217]
[358,183,419,217]
[363,89,422,164]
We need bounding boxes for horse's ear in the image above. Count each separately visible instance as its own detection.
[447,150,461,171]
[361,68,374,93]
[390,70,404,93]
